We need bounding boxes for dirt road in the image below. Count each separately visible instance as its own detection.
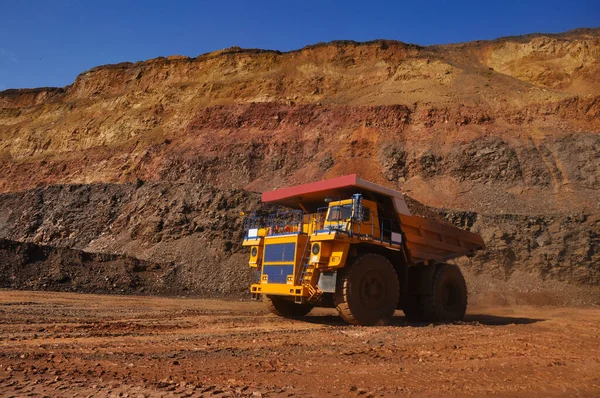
[0,290,598,397]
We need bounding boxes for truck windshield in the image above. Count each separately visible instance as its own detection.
[327,205,353,221]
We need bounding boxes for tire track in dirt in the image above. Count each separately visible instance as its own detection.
[0,290,599,397]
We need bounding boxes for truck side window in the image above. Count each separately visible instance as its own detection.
[362,207,370,222]
[328,205,353,221]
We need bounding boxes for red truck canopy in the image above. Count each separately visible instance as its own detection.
[262,174,412,215]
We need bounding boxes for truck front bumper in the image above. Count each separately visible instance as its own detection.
[250,283,308,299]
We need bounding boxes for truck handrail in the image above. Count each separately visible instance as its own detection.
[311,208,403,246]
[244,209,305,238]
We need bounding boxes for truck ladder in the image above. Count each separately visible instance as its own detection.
[295,239,323,303]
[295,238,312,286]
[304,266,323,303]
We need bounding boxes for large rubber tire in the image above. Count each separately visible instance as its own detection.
[420,263,467,322]
[334,253,400,326]
[265,295,314,317]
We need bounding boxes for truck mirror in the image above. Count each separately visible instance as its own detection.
[352,193,363,222]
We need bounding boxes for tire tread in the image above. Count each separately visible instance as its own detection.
[420,263,467,322]
[334,253,399,326]
[265,295,313,317]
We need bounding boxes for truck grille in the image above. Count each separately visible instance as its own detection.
[263,243,296,284]
[263,265,294,284]
[263,243,295,263]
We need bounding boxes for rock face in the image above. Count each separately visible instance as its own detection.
[0,28,599,299]
[0,183,260,296]
[0,238,176,295]
[443,210,600,286]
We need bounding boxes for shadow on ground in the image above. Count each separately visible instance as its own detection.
[299,313,544,327]
[462,313,543,326]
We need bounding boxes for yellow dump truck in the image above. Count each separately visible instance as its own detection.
[242,174,484,325]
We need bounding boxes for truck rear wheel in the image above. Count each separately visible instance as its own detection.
[265,295,314,317]
[334,253,399,326]
[420,263,467,322]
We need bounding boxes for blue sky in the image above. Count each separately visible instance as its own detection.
[0,0,598,90]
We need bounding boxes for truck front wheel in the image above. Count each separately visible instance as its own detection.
[334,253,400,326]
[265,295,314,317]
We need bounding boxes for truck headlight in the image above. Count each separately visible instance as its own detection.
[312,243,320,255]
[251,247,258,257]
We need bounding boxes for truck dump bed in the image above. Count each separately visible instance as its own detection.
[262,174,484,264]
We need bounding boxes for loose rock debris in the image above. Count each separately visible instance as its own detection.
[0,290,599,397]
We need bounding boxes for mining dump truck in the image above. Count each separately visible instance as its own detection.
[242,174,484,325]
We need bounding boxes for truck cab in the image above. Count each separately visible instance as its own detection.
[323,196,378,235]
